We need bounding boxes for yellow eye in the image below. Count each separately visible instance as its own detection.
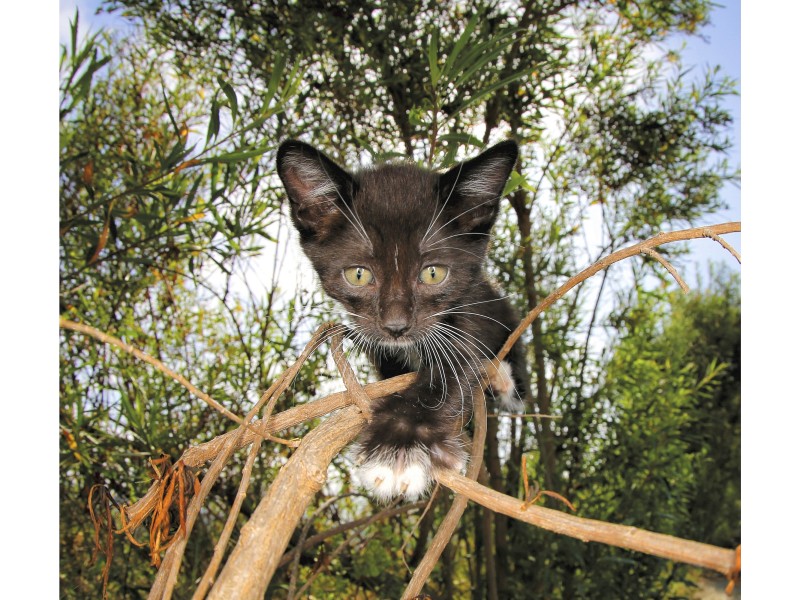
[419,265,448,285]
[343,266,374,286]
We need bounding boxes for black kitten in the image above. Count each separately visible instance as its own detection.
[277,140,530,501]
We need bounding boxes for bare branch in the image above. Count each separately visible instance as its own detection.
[641,248,690,293]
[496,222,741,361]
[123,373,417,534]
[402,389,488,598]
[277,502,425,569]
[76,222,741,597]
[703,227,741,263]
[149,323,344,600]
[435,469,739,579]
[148,429,246,600]
[287,494,355,599]
[207,406,366,600]
[60,318,254,433]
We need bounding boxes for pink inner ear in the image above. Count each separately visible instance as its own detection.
[282,165,313,200]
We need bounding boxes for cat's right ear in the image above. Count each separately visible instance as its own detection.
[276,140,355,239]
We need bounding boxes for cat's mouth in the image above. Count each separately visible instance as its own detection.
[378,336,416,350]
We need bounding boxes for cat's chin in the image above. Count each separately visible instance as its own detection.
[377,337,416,350]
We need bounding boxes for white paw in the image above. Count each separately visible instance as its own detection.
[487,360,524,412]
[355,447,433,502]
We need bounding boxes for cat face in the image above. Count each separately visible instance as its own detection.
[277,141,518,351]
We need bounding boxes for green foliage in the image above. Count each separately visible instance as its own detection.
[59,15,327,599]
[60,1,739,597]
[518,269,741,598]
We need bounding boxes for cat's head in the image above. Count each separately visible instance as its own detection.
[276,140,518,350]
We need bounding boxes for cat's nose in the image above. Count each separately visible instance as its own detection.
[383,319,410,338]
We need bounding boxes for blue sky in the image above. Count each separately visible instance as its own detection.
[671,2,742,275]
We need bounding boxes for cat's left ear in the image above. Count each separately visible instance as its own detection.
[276,140,355,240]
[439,140,518,233]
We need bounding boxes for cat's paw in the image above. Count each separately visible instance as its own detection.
[354,443,466,502]
[486,360,524,413]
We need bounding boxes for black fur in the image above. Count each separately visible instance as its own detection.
[277,140,530,500]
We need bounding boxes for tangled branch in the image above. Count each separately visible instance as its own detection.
[62,221,741,598]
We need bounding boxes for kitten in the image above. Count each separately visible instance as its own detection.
[277,140,530,501]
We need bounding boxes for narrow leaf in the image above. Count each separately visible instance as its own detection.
[204,145,272,164]
[427,31,440,85]
[266,54,287,104]
[442,14,478,78]
[206,96,221,145]
[217,76,238,123]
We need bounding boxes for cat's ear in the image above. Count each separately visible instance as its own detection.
[276,140,355,238]
[439,140,518,233]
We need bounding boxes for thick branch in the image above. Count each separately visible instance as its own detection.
[435,469,738,579]
[125,374,416,526]
[207,406,366,600]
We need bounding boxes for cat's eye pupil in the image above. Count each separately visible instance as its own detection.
[344,266,373,287]
[419,265,448,285]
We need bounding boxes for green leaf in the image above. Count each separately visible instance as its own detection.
[451,28,520,88]
[206,95,221,144]
[264,54,287,108]
[452,68,530,118]
[408,106,429,127]
[438,132,485,148]
[161,140,190,170]
[442,14,478,79]
[427,30,440,86]
[203,145,272,164]
[217,76,238,123]
[70,9,79,58]
[502,170,533,196]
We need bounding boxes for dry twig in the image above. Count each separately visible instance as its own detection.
[641,248,690,293]
[401,389,488,599]
[497,222,740,361]
[435,469,737,577]
[277,501,425,569]
[60,319,256,433]
[703,227,741,263]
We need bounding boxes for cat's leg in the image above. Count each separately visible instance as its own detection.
[353,376,470,501]
[485,359,523,412]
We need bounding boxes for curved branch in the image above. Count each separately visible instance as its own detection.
[641,248,690,293]
[124,373,417,531]
[60,318,254,433]
[277,501,425,569]
[703,227,741,263]
[496,222,741,361]
[74,222,741,597]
